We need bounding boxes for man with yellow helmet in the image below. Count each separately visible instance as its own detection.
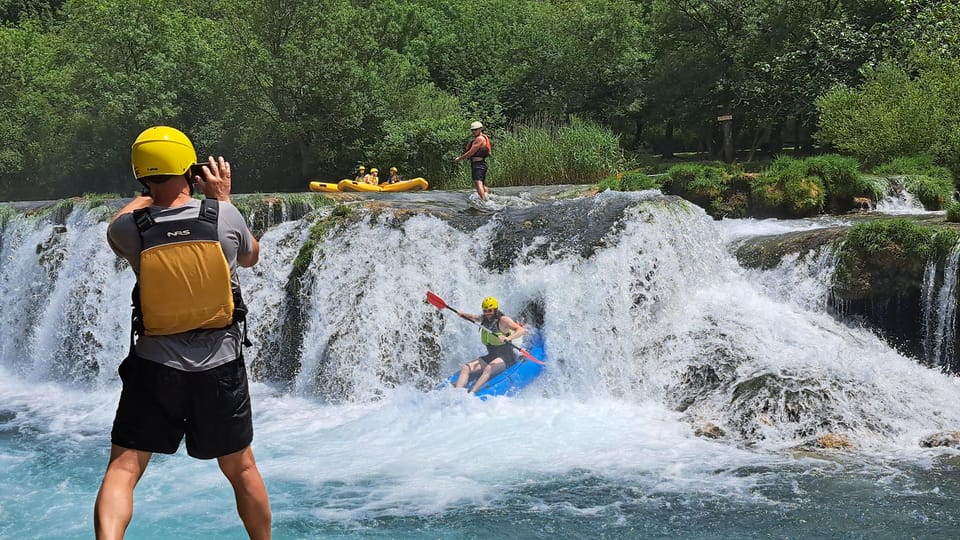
[94,126,271,539]
[453,296,525,393]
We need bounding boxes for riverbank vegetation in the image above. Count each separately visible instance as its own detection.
[600,152,958,220]
[1,0,959,201]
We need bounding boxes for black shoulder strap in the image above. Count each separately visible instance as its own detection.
[199,198,219,225]
[133,207,154,232]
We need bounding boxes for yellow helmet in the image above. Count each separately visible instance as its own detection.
[359,165,366,170]
[131,126,197,179]
[481,297,498,310]
[371,168,378,173]
[390,167,398,172]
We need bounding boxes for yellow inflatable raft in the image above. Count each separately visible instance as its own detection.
[380,178,429,192]
[308,180,347,193]
[337,178,429,193]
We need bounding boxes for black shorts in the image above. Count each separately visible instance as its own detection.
[111,354,253,459]
[471,160,488,182]
[481,344,517,368]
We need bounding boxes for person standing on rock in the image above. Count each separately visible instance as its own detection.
[454,121,491,201]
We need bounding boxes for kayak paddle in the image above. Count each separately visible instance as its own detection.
[425,291,545,365]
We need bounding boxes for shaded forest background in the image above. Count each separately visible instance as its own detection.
[1,0,959,200]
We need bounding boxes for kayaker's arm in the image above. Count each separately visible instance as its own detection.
[456,310,478,322]
[499,316,525,342]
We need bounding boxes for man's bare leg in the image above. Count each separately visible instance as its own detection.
[94,445,152,540]
[218,446,272,540]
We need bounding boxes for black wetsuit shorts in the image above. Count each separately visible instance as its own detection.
[471,160,488,182]
[111,354,253,459]
[481,343,517,368]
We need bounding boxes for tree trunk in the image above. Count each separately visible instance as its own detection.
[662,121,675,158]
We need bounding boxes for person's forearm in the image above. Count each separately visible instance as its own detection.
[456,310,477,322]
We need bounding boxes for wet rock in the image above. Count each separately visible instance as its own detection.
[695,423,725,439]
[733,227,846,270]
[815,433,854,449]
[919,431,960,448]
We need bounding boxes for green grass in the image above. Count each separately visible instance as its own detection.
[457,116,628,188]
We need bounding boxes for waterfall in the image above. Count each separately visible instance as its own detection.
[3,191,960,448]
[922,239,960,369]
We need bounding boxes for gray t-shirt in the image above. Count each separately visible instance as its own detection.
[107,198,254,372]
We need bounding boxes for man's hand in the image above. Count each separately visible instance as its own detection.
[195,156,232,203]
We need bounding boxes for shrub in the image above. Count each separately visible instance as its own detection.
[749,174,785,214]
[872,155,954,184]
[946,201,960,223]
[782,174,825,217]
[803,154,862,197]
[904,174,954,210]
[597,171,663,192]
[816,57,960,177]
[750,156,826,216]
[622,171,662,191]
[664,164,727,206]
[844,219,939,258]
[597,176,621,191]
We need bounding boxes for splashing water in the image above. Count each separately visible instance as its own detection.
[2,191,960,538]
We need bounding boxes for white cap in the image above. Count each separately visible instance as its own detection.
[470,121,484,130]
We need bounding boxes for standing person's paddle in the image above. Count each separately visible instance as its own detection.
[426,291,544,366]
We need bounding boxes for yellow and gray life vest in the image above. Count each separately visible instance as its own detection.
[131,199,246,337]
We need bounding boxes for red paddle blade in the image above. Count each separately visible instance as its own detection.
[426,291,447,310]
[519,347,545,365]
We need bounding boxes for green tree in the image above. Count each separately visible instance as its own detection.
[218,0,396,189]
[0,20,71,199]
[52,0,227,195]
[816,56,960,176]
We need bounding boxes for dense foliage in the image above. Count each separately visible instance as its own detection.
[1,0,958,200]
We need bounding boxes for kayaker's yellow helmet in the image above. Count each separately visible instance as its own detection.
[358,165,366,171]
[371,168,378,173]
[131,126,197,180]
[481,297,498,311]
[390,167,397,172]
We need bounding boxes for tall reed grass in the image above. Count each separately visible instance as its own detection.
[451,115,626,187]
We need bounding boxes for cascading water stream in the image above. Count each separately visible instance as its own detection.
[922,239,960,369]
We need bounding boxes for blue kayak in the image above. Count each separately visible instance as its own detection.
[443,333,546,398]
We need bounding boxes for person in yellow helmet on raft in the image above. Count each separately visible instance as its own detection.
[367,167,380,185]
[354,165,367,182]
[453,296,525,393]
[385,166,401,184]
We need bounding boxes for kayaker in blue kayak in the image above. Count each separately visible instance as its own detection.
[454,296,525,393]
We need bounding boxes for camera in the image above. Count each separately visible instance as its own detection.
[189,162,210,182]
